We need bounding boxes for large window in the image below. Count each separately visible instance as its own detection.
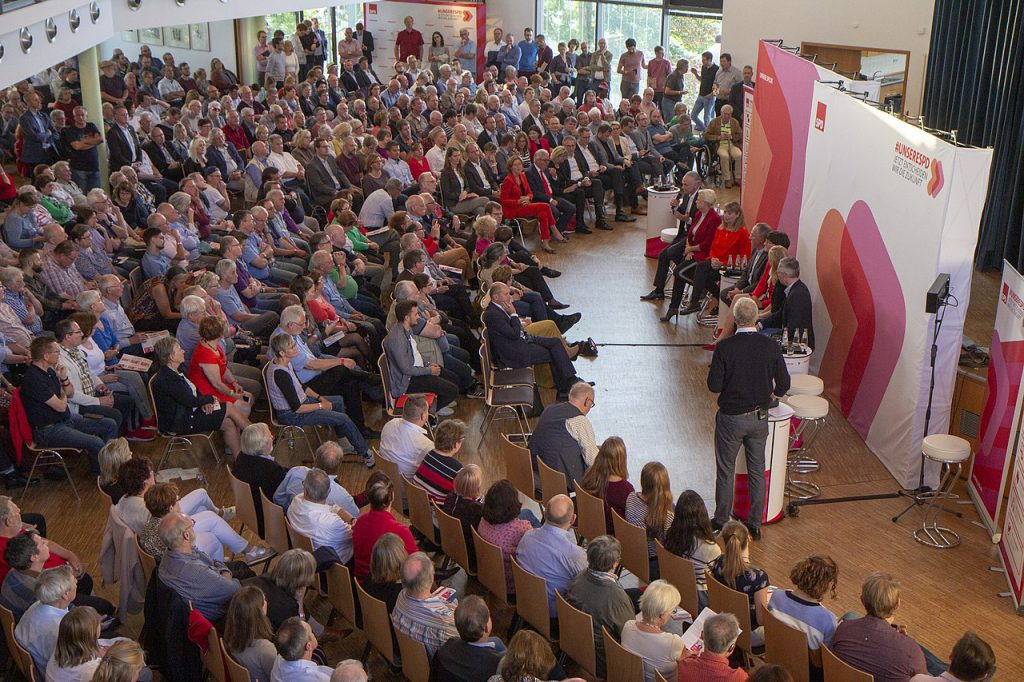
[604,4,664,100]
[668,12,721,111]
[265,12,300,40]
[541,0,597,49]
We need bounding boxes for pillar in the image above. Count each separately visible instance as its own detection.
[77,45,108,191]
[238,16,267,86]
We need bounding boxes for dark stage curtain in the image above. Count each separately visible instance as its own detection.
[922,0,1024,270]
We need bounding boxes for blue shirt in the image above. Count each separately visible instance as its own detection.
[103,298,135,344]
[320,275,354,319]
[214,285,248,321]
[515,522,588,616]
[457,41,477,72]
[273,466,361,517]
[3,211,40,250]
[270,327,320,383]
[75,245,112,281]
[170,221,200,261]
[357,188,395,228]
[650,123,673,154]
[141,251,169,279]
[518,40,539,71]
[241,236,270,280]
[499,44,522,70]
[157,548,239,622]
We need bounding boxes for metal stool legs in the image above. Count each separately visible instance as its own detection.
[786,417,824,500]
[913,460,963,548]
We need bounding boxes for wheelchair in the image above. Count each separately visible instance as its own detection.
[694,139,723,187]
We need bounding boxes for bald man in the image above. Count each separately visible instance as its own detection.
[516,494,588,616]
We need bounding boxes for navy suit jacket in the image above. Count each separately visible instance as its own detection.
[483,302,532,369]
[525,165,556,202]
[206,142,244,179]
[18,109,58,164]
[763,278,815,349]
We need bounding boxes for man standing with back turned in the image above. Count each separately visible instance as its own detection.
[707,297,789,540]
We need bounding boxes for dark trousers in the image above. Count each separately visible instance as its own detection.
[689,259,721,308]
[239,311,280,340]
[713,410,768,529]
[550,196,577,231]
[561,187,588,227]
[582,178,606,221]
[523,335,575,391]
[408,372,459,408]
[304,366,366,430]
[653,240,687,291]
[513,266,554,302]
[668,259,700,311]
[598,169,626,208]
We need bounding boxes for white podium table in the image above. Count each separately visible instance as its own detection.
[783,347,812,375]
[645,186,679,258]
[732,403,794,524]
[717,273,740,329]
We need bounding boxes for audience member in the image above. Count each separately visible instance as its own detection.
[663,489,722,608]
[391,551,458,657]
[430,594,507,681]
[286,468,354,566]
[709,521,769,646]
[515,493,586,617]
[361,533,408,614]
[351,476,418,580]
[271,617,334,682]
[621,579,685,682]
[15,564,78,679]
[767,554,839,670]
[676,613,748,681]
[529,381,598,490]
[579,435,635,530]
[624,460,674,580]
[274,441,361,516]
[156,512,240,622]
[412,418,465,502]
[378,394,434,477]
[911,631,995,682]
[224,585,278,682]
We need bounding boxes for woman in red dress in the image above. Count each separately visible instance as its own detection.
[500,156,564,254]
[187,315,254,418]
[662,188,723,321]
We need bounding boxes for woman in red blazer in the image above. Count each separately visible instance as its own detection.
[500,155,563,253]
[662,188,723,321]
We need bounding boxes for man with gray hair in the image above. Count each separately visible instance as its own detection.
[213,258,280,338]
[232,423,287,535]
[567,535,637,677]
[529,381,598,490]
[677,613,745,681]
[525,148,576,236]
[274,441,361,516]
[330,660,368,682]
[642,170,703,301]
[391,551,458,657]
[157,512,240,621]
[708,297,790,541]
[358,178,403,228]
[14,564,77,679]
[761,257,814,349]
[516,493,588,616]
[271,617,333,681]
[286,468,354,566]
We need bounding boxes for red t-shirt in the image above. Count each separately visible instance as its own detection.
[0,531,66,582]
[395,29,425,62]
[351,509,418,580]
[187,342,234,403]
[307,296,339,324]
[407,156,431,182]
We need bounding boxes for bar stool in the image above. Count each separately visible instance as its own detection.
[787,374,824,397]
[913,434,971,548]
[785,395,829,500]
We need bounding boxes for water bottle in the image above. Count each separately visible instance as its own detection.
[782,329,790,355]
[801,328,809,350]
[727,255,734,268]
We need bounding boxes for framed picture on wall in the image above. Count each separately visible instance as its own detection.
[121,30,138,43]
[138,27,162,45]
[163,25,190,50]
[189,23,210,52]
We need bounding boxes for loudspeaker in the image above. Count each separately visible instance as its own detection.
[926,273,950,314]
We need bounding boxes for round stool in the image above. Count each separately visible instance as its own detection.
[787,374,824,397]
[660,228,678,244]
[785,395,830,500]
[913,434,972,549]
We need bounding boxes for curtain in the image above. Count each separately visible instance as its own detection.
[922,0,1024,270]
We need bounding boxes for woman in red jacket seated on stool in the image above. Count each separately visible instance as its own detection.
[500,155,565,254]
[662,188,722,321]
[685,201,751,318]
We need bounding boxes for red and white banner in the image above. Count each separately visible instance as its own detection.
[364,0,486,78]
[969,261,1024,539]
[998,438,1024,611]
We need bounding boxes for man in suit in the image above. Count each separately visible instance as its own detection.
[382,299,460,410]
[560,135,610,230]
[721,222,772,303]
[587,124,645,218]
[306,137,353,208]
[355,22,375,66]
[106,105,143,172]
[462,143,498,198]
[522,99,546,135]
[19,92,59,165]
[641,170,702,301]
[232,423,287,537]
[476,114,501,149]
[527,150,575,235]
[484,282,586,400]
[340,60,361,94]
[142,125,184,182]
[761,257,814,349]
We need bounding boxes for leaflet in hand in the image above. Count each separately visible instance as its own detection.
[680,607,735,656]
[364,226,391,237]
[117,354,152,372]
[322,329,347,347]
[140,330,170,353]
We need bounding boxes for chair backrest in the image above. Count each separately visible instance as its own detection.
[129,266,143,299]
[146,374,163,434]
[326,562,358,630]
[654,671,670,682]
[536,456,568,505]
[261,362,284,427]
[355,579,396,665]
[394,627,431,682]
[602,625,644,682]
[573,480,608,541]
[226,466,260,537]
[706,573,753,654]
[221,639,252,682]
[433,500,475,576]
[135,535,157,586]
[477,346,495,398]
[285,517,315,554]
[260,489,290,554]
[471,526,508,604]
[821,644,875,682]
[654,540,700,619]
[374,453,405,511]
[377,353,398,415]
[510,556,553,640]
[96,476,113,506]
[611,509,650,585]
[763,610,811,682]
[502,434,537,502]
[555,590,597,678]
[203,626,227,682]
[402,474,436,540]
[1,602,35,681]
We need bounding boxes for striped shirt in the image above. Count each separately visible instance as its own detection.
[766,590,837,650]
[624,492,675,558]
[413,450,462,503]
[391,589,458,657]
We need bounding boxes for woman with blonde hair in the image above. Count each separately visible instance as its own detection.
[223,586,276,682]
[709,520,770,646]
[90,640,147,682]
[244,548,321,630]
[580,436,635,529]
[97,438,132,503]
[624,461,675,580]
[621,580,686,682]
[46,606,106,681]
[290,128,315,167]
[183,137,209,177]
[442,464,484,568]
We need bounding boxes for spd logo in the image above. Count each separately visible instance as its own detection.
[814,101,826,132]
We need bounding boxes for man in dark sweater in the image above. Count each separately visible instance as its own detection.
[707,297,790,539]
[429,595,506,681]
[528,382,598,492]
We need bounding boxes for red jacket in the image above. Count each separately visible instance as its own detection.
[221,123,249,151]
[688,209,722,261]
[499,173,533,209]
[351,509,418,580]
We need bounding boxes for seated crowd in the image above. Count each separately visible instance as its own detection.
[0,16,995,682]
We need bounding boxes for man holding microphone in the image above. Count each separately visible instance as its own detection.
[707,297,790,539]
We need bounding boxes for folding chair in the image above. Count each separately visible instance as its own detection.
[611,509,651,585]
[136,535,157,586]
[707,573,759,666]
[226,466,261,538]
[555,591,598,679]
[12,389,81,503]
[478,346,533,439]
[402,474,438,542]
[821,644,875,682]
[221,639,252,682]
[147,375,216,479]
[502,434,537,502]
[573,480,608,542]
[260,489,290,555]
[536,457,567,505]
[764,609,812,682]
[262,362,320,457]
[472,526,510,606]
[355,579,397,667]
[433,500,476,576]
[394,628,431,682]
[603,625,644,682]
[510,557,554,641]
[378,353,437,432]
[1,603,36,681]
[654,540,700,618]
[326,562,359,631]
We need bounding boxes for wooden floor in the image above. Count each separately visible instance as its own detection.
[19,201,1023,679]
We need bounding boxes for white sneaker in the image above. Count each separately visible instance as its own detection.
[220,506,237,522]
[244,545,274,563]
[437,405,455,418]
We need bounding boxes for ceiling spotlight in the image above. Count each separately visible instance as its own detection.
[19,28,32,54]
[69,9,81,31]
[90,2,101,22]
[45,17,57,43]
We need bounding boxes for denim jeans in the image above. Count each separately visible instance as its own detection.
[277,396,369,455]
[33,415,118,473]
[691,94,716,131]
[71,169,101,192]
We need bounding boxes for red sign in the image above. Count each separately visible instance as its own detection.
[814,101,827,132]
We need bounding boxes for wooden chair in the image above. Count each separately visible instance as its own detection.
[135,535,157,586]
[555,591,598,679]
[433,501,475,576]
[471,526,509,605]
[128,266,143,299]
[822,644,874,681]
[260,489,290,554]
[763,610,812,682]
[226,466,261,538]
[611,509,650,585]
[221,639,251,682]
[147,374,216,477]
[326,562,358,631]
[603,625,644,682]
[402,474,437,542]
[355,579,396,666]
[655,671,671,682]
[11,390,81,503]
[96,476,113,506]
[1,602,36,681]
[510,556,554,641]
[394,628,431,682]
[654,540,700,619]
[536,457,567,504]
[706,573,756,665]
[502,434,537,502]
[202,626,227,682]
[573,480,608,541]
[375,454,407,515]
[262,362,319,457]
